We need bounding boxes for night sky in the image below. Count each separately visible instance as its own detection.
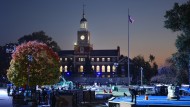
[0,0,188,66]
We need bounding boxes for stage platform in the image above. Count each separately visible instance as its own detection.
[109,95,190,107]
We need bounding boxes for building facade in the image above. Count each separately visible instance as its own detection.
[59,9,120,77]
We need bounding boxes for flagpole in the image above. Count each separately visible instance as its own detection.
[127,8,130,85]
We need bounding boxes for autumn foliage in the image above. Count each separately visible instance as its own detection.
[7,41,60,87]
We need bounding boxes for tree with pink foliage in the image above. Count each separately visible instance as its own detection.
[7,41,60,87]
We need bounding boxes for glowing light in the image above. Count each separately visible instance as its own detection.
[0,89,7,96]
[97,72,101,75]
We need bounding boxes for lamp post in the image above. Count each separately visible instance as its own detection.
[140,67,143,86]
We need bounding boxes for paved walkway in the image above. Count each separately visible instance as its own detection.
[0,88,13,107]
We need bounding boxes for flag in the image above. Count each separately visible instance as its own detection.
[129,15,134,23]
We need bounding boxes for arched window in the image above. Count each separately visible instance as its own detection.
[102,65,105,72]
[107,65,110,72]
[96,65,100,72]
[60,66,63,72]
[97,58,99,62]
[92,66,95,70]
[102,58,105,62]
[80,65,83,72]
[65,58,67,62]
[64,66,68,72]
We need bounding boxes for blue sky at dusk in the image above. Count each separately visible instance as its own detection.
[0,0,188,66]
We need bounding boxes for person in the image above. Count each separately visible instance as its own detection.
[129,88,137,104]
[7,86,11,96]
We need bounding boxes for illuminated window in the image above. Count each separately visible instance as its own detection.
[60,58,62,61]
[102,58,105,62]
[91,58,94,62]
[92,66,95,70]
[60,66,63,72]
[107,58,110,62]
[102,65,105,72]
[64,66,68,72]
[70,58,72,60]
[97,58,99,62]
[79,58,85,62]
[112,66,116,72]
[96,66,100,72]
[80,65,83,72]
[107,65,110,72]
[65,58,67,62]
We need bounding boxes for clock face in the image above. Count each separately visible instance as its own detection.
[80,35,85,40]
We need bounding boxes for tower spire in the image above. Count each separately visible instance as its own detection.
[80,4,87,29]
[82,4,86,18]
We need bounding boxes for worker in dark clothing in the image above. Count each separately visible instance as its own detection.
[129,88,137,104]
[7,86,11,96]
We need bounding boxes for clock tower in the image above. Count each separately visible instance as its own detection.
[74,5,93,54]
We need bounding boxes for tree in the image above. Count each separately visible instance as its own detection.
[164,1,190,32]
[7,41,61,87]
[131,55,158,84]
[151,58,177,84]
[18,31,61,52]
[164,1,190,84]
[149,54,155,63]
[152,62,158,76]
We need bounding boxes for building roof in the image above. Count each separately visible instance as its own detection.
[80,17,87,22]
[58,49,119,57]
[58,50,74,56]
[90,50,118,56]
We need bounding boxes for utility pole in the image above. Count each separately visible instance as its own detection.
[140,67,143,86]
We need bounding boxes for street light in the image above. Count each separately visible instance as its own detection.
[140,67,143,86]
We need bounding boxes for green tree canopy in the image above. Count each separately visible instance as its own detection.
[131,55,158,84]
[149,54,155,63]
[164,1,190,84]
[7,41,61,87]
[18,31,61,52]
[176,33,190,52]
[164,1,190,32]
